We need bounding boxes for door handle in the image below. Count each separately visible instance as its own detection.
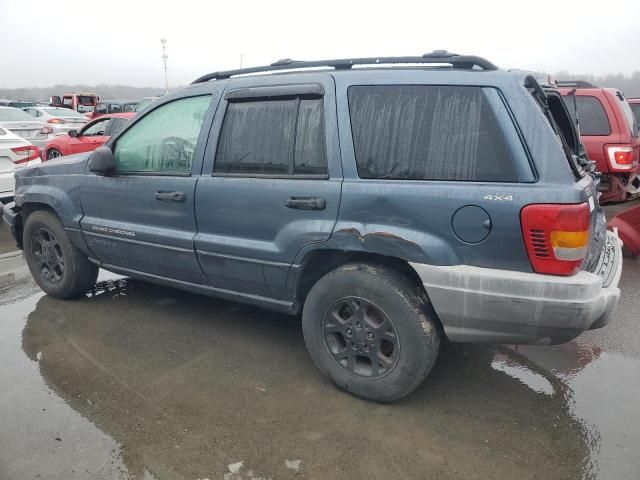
[155,191,186,202]
[285,196,326,210]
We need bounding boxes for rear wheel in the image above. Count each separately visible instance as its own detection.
[302,263,440,402]
[46,148,62,160]
[23,210,98,298]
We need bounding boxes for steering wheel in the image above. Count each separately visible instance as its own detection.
[161,137,195,169]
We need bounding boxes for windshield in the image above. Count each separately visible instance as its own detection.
[78,96,97,106]
[134,98,153,111]
[0,108,36,121]
[43,107,85,118]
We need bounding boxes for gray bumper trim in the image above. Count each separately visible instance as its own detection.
[410,232,623,345]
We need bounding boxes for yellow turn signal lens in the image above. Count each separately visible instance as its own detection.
[550,230,589,261]
[550,230,589,248]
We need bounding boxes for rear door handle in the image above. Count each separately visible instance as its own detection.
[155,190,186,202]
[285,196,326,210]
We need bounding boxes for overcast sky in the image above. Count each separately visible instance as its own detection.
[1,0,638,88]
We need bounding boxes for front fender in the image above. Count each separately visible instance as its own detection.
[15,184,83,229]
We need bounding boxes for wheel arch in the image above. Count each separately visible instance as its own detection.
[291,249,431,309]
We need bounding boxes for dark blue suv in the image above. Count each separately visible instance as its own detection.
[3,52,623,401]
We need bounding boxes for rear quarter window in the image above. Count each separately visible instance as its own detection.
[617,93,639,137]
[564,95,612,136]
[631,104,640,124]
[347,85,531,182]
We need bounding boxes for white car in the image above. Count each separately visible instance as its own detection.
[0,126,41,201]
[0,107,55,149]
[23,106,88,134]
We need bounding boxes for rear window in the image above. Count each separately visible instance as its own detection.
[563,95,611,136]
[43,108,84,117]
[347,85,529,182]
[631,104,640,125]
[0,108,34,121]
[617,93,639,137]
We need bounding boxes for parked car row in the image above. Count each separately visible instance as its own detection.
[0,126,41,202]
[44,113,134,160]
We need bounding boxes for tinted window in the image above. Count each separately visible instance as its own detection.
[215,97,327,175]
[564,95,611,136]
[348,86,521,181]
[109,104,122,113]
[114,95,211,174]
[95,103,107,114]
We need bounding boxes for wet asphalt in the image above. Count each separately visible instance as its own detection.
[0,219,639,479]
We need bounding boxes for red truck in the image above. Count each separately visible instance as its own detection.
[558,81,640,203]
[49,93,99,115]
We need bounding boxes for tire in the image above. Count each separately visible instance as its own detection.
[23,210,98,299]
[302,263,440,402]
[46,148,62,161]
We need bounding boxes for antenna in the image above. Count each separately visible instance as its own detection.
[160,38,169,94]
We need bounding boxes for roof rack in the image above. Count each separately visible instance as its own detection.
[191,50,498,84]
[555,80,597,88]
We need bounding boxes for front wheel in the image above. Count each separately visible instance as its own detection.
[23,210,98,298]
[302,263,440,402]
[46,148,62,161]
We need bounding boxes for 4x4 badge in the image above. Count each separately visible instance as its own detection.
[483,194,513,201]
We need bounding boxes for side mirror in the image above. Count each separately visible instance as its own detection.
[68,129,78,138]
[89,146,116,176]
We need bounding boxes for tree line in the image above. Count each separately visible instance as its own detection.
[2,71,639,102]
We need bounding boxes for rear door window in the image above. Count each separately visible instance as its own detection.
[564,95,612,136]
[347,85,529,182]
[215,97,327,176]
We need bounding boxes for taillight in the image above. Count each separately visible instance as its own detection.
[11,145,41,164]
[40,126,54,134]
[47,118,63,124]
[605,145,636,170]
[521,203,590,276]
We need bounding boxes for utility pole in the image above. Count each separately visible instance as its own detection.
[160,38,169,94]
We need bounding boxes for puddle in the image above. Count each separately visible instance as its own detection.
[1,274,635,479]
[0,290,144,480]
[510,343,640,480]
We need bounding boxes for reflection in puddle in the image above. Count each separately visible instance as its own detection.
[491,354,554,396]
[504,342,640,480]
[1,275,635,479]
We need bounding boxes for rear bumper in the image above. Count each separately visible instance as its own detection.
[411,231,623,345]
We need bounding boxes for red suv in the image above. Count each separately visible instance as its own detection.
[558,82,640,203]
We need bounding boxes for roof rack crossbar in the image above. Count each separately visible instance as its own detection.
[191,51,498,84]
